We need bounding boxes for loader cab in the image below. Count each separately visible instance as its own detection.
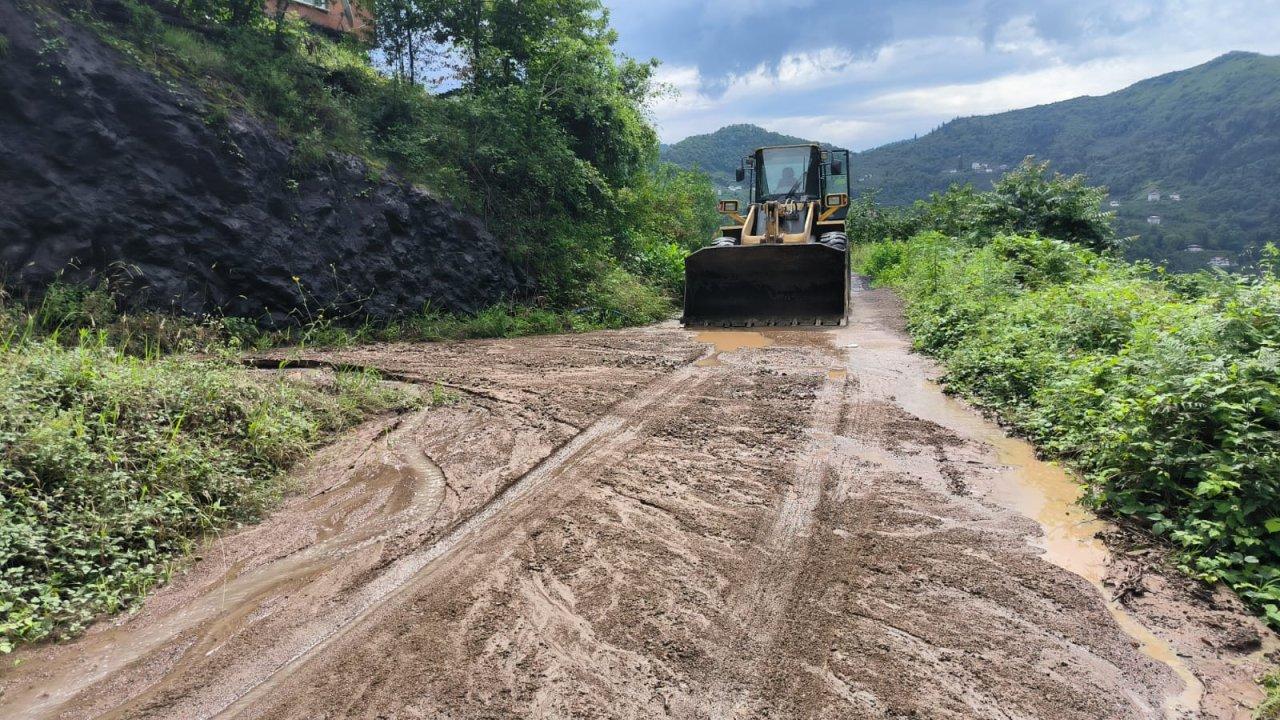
[733,144,851,219]
[756,145,820,201]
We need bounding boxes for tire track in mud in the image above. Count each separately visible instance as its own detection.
[708,356,848,718]
[207,359,714,720]
[2,414,453,720]
[6,322,1274,719]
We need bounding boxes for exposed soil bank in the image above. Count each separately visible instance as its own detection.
[0,288,1274,719]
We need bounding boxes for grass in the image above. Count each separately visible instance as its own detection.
[0,285,426,651]
[0,278,673,356]
[1260,670,1280,719]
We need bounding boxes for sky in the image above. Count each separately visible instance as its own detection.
[602,0,1280,150]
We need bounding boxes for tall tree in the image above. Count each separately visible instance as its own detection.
[371,0,442,84]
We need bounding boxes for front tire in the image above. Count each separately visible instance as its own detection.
[817,231,847,251]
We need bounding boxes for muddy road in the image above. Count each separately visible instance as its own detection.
[2,284,1275,719]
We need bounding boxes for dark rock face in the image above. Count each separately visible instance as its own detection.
[0,0,522,324]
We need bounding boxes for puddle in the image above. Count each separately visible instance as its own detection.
[979,422,1204,718]
[694,330,773,367]
[835,319,1204,719]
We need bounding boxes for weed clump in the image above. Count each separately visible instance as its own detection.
[0,332,416,651]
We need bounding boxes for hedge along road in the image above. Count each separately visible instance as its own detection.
[1,284,1276,720]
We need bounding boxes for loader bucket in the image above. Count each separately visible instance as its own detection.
[682,243,849,326]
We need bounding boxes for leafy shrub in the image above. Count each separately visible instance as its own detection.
[849,158,1117,252]
[979,158,1117,252]
[846,192,925,244]
[858,240,908,284]
[1260,670,1280,719]
[0,338,418,650]
[582,265,672,327]
[864,232,1280,628]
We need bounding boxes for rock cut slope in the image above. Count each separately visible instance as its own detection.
[0,0,520,323]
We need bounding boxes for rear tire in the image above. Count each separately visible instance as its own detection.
[711,236,736,247]
[817,231,847,251]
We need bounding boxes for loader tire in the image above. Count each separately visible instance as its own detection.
[711,236,737,247]
[817,232,848,251]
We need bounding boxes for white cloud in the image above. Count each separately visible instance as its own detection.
[860,50,1215,119]
[636,1,1280,150]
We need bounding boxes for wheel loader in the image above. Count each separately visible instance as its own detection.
[682,143,851,326]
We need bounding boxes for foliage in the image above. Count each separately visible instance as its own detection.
[615,163,720,295]
[1260,669,1280,719]
[979,159,1117,252]
[370,0,437,84]
[844,51,1280,270]
[863,224,1280,628]
[88,0,714,319]
[848,159,1116,252]
[0,335,418,650]
[0,277,670,355]
[845,191,926,245]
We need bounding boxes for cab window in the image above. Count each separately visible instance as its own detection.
[757,147,812,200]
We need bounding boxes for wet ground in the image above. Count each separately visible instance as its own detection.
[1,284,1275,719]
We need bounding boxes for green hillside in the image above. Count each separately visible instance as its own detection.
[662,53,1280,271]
[849,52,1280,270]
[658,124,814,185]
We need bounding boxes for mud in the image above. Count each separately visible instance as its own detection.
[1,289,1275,719]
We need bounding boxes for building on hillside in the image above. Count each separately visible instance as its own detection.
[1109,200,1121,208]
[1147,215,1162,225]
[971,162,982,171]
[1147,190,1161,202]
[266,0,371,36]
[1169,193,1182,201]
[1208,256,1233,269]
[1185,244,1204,253]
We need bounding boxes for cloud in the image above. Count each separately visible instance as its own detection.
[607,0,1280,149]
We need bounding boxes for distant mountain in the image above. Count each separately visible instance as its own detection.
[849,51,1280,270]
[663,53,1280,271]
[659,124,816,185]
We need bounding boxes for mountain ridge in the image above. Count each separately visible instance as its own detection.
[658,124,816,185]
[661,52,1280,270]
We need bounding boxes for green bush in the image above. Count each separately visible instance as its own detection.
[864,232,1280,628]
[1260,670,1280,719]
[849,159,1117,252]
[0,336,418,650]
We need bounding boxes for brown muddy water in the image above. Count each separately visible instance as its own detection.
[834,300,1204,719]
[693,330,773,366]
[693,315,1203,718]
[893,378,1204,718]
